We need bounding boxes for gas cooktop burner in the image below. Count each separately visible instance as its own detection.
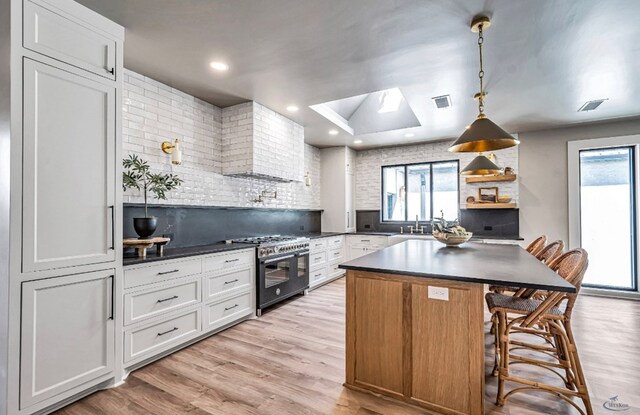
[232,235,310,258]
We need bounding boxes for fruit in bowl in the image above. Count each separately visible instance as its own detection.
[431,214,473,247]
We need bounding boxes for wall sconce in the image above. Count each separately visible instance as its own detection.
[161,139,182,165]
[304,171,311,187]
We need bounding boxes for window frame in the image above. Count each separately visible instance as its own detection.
[568,134,640,298]
[380,159,460,224]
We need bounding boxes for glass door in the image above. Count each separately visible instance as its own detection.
[579,147,636,290]
[264,255,293,288]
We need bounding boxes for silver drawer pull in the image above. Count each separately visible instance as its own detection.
[157,327,178,336]
[224,304,239,311]
[225,258,240,263]
[157,295,178,303]
[333,251,341,255]
[157,269,179,276]
[314,273,323,277]
[224,279,239,285]
[361,239,370,242]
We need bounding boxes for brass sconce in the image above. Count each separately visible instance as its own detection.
[161,139,182,165]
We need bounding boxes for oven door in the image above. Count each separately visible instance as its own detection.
[258,250,309,309]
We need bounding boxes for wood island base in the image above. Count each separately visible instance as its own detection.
[345,270,485,415]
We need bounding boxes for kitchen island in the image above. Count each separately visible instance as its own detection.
[339,240,575,415]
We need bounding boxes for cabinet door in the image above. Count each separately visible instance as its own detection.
[24,0,117,80]
[20,270,115,408]
[22,58,116,272]
[348,246,367,261]
[346,171,355,231]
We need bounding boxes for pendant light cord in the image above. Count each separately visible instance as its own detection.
[478,24,485,117]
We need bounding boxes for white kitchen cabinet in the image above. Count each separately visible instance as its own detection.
[22,58,116,273]
[24,0,117,80]
[321,146,357,232]
[346,235,389,261]
[309,235,346,289]
[20,270,115,408]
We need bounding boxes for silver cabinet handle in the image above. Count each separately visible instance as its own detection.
[224,279,239,285]
[224,304,239,311]
[225,258,240,263]
[157,269,179,275]
[158,327,178,336]
[157,295,178,303]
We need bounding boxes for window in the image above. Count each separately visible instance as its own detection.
[382,161,459,222]
[569,136,640,295]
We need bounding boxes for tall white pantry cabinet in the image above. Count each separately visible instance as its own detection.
[1,1,124,414]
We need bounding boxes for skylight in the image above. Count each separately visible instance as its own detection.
[377,88,404,113]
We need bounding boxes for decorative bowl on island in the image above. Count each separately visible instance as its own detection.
[431,213,472,246]
[432,230,473,246]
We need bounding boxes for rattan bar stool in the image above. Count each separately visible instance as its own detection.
[489,235,548,294]
[486,249,592,415]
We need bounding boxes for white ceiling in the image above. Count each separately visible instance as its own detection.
[76,0,640,149]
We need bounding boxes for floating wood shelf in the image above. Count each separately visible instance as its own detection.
[465,203,517,209]
[465,174,517,184]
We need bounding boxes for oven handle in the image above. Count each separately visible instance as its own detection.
[263,254,295,264]
[295,250,309,257]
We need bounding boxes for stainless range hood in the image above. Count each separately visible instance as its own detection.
[222,102,304,183]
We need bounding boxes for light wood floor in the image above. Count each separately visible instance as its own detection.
[58,278,640,415]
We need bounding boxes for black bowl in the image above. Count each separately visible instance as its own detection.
[133,217,158,239]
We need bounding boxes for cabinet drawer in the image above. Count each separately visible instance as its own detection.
[348,235,388,246]
[310,251,327,267]
[124,277,201,326]
[309,239,327,252]
[327,247,344,262]
[204,291,253,332]
[310,266,327,285]
[124,308,201,364]
[203,249,254,274]
[124,258,202,289]
[24,0,117,80]
[328,260,346,278]
[204,267,253,301]
[327,236,344,249]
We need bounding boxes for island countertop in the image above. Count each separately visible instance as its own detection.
[339,239,575,293]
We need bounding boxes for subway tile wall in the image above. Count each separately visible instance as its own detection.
[222,102,305,182]
[355,140,519,210]
[122,70,321,209]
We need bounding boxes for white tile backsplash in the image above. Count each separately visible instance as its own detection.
[122,70,320,209]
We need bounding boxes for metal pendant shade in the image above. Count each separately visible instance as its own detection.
[460,154,501,176]
[449,116,519,153]
[449,15,519,154]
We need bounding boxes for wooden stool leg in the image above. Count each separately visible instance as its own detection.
[491,312,500,376]
[563,320,593,415]
[496,311,508,406]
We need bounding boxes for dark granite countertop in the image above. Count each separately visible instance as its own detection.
[339,240,575,292]
[124,242,255,267]
[298,232,522,240]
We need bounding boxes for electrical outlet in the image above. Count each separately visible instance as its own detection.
[364,224,371,229]
[428,286,449,301]
[484,225,493,231]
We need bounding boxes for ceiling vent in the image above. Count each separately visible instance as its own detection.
[432,95,452,109]
[578,99,607,112]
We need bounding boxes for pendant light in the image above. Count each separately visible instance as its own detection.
[449,15,519,153]
[460,154,501,176]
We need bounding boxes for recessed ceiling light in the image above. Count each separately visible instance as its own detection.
[286,105,299,112]
[329,129,339,135]
[354,140,363,144]
[404,133,415,138]
[578,99,608,112]
[209,61,229,71]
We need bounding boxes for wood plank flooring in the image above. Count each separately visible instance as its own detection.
[58,278,640,415]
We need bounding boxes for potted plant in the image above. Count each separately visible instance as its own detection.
[123,154,183,239]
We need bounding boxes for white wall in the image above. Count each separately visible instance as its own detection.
[518,117,640,244]
[355,139,519,211]
[121,70,321,209]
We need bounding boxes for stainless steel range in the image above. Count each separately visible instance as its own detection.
[232,235,310,316]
